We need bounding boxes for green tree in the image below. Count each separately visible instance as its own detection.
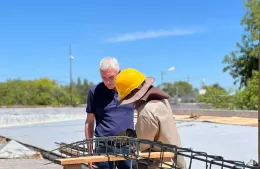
[234,71,258,110]
[160,82,176,97]
[197,83,235,109]
[73,78,94,104]
[0,77,94,106]
[173,81,193,97]
[222,0,259,88]
[161,81,193,97]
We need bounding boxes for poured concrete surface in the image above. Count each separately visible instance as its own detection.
[0,159,63,169]
[0,140,38,158]
[1,119,257,162]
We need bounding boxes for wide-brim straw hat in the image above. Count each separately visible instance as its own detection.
[118,77,155,106]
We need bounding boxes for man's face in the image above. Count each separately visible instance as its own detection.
[100,68,119,89]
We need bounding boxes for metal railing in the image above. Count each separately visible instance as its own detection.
[48,136,259,169]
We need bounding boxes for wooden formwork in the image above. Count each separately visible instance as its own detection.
[55,152,174,169]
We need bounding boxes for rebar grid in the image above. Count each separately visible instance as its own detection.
[49,136,259,169]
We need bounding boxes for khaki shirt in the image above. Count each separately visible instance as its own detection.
[135,99,186,169]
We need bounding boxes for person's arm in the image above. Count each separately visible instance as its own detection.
[85,113,95,149]
[85,113,95,147]
[85,88,95,169]
[85,88,95,146]
[135,114,158,152]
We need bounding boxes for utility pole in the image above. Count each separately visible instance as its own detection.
[255,23,260,166]
[160,67,175,87]
[161,71,165,84]
[69,43,73,106]
[201,78,206,88]
[176,87,179,98]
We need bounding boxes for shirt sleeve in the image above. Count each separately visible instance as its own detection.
[135,115,159,152]
[86,88,94,114]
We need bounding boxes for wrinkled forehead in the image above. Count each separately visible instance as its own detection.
[100,68,118,77]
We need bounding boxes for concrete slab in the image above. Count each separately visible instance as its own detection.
[0,159,63,169]
[0,140,38,158]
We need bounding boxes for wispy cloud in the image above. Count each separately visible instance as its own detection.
[105,28,203,42]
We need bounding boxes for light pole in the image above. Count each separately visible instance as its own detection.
[174,83,179,104]
[161,66,175,85]
[254,22,260,166]
[69,43,74,106]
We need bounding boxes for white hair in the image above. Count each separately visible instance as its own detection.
[100,57,120,72]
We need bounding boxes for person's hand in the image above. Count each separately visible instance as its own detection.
[126,129,136,137]
[87,142,95,169]
[88,162,94,169]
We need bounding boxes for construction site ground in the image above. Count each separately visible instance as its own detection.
[0,113,257,169]
[174,115,257,127]
[134,113,257,127]
[0,159,63,169]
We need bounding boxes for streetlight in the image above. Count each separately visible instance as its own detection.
[202,78,206,87]
[160,66,176,103]
[168,67,175,72]
[69,43,74,106]
[161,66,175,84]
[255,21,260,166]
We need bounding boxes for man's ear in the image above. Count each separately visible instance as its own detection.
[119,69,121,73]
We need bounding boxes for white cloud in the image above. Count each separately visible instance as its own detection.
[105,28,203,42]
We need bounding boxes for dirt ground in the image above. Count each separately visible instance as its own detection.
[174,115,258,127]
[134,114,258,127]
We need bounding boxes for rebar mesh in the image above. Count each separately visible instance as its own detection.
[48,136,259,169]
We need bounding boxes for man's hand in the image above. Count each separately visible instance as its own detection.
[85,113,95,169]
[87,142,95,169]
[116,129,136,137]
[126,129,137,137]
[88,162,94,169]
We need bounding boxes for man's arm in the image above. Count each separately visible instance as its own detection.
[85,113,95,151]
[85,113,95,169]
[85,113,95,138]
[135,115,158,152]
[85,88,96,169]
[85,88,95,153]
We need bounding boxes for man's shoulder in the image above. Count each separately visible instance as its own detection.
[142,100,162,111]
[139,99,170,116]
[89,82,105,94]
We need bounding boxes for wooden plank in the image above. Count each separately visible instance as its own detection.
[56,152,174,165]
[63,164,83,169]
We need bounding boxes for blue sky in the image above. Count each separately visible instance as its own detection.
[0,0,246,89]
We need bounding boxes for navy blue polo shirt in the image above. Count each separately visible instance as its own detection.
[86,82,134,137]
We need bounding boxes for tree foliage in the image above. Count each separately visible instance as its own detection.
[196,76,258,110]
[0,77,94,106]
[233,71,258,110]
[160,81,193,97]
[196,83,235,109]
[222,0,259,88]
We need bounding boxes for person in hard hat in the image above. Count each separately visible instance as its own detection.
[115,68,186,169]
[85,57,136,169]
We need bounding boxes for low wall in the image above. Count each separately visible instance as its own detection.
[172,109,258,118]
[0,107,87,127]
[0,107,257,118]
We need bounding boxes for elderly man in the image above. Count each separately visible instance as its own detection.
[115,68,186,169]
[85,57,135,169]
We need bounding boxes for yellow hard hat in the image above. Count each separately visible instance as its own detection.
[115,68,146,101]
